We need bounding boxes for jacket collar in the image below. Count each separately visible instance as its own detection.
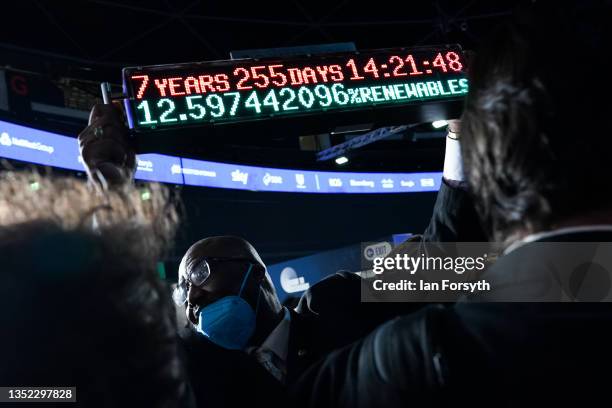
[504,225,612,255]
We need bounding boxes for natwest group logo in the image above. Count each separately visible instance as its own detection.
[231,169,249,185]
[0,132,11,146]
[262,172,283,186]
[0,131,54,154]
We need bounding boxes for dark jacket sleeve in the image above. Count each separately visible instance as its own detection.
[295,272,428,349]
[289,305,454,408]
[422,180,487,242]
[179,332,287,408]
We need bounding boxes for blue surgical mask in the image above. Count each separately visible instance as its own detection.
[196,264,260,350]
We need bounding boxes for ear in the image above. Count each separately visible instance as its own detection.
[252,264,266,281]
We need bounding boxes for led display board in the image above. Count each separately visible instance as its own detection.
[123,46,467,131]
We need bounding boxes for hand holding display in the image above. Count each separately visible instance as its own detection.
[78,103,136,187]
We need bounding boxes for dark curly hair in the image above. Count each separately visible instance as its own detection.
[461,2,612,242]
[0,171,185,407]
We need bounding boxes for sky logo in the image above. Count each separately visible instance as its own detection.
[231,169,249,185]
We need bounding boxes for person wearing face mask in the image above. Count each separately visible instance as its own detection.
[174,236,284,358]
[173,236,373,385]
[170,236,291,407]
[173,233,449,408]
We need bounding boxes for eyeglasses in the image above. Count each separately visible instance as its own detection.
[172,257,255,306]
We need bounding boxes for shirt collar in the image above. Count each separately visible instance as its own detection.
[259,307,291,362]
[504,224,612,255]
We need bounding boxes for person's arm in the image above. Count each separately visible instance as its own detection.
[422,120,487,242]
[78,103,136,188]
[289,305,451,408]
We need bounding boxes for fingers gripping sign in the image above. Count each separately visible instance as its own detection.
[78,103,136,187]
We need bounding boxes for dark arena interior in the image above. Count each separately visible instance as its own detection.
[1,1,611,407]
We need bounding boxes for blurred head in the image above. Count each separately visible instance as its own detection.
[0,170,183,407]
[176,236,282,347]
[461,3,611,242]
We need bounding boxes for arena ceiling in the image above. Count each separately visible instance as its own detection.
[0,0,519,172]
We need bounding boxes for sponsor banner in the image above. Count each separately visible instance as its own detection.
[269,234,413,302]
[136,154,183,184]
[0,119,442,194]
[0,120,82,171]
[268,243,364,302]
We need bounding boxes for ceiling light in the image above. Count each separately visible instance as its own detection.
[335,156,349,165]
[432,120,448,129]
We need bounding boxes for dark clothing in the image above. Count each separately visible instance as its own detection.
[289,273,424,383]
[285,181,483,382]
[179,330,287,408]
[423,179,486,243]
[290,230,612,407]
